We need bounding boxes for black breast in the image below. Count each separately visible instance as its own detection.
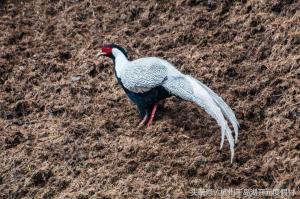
[114,67,171,115]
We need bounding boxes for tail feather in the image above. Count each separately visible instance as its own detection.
[163,75,239,163]
[194,78,239,142]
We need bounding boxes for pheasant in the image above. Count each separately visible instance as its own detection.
[97,44,239,162]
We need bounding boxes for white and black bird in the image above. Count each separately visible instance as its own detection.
[97,43,239,162]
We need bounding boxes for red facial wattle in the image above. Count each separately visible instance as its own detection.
[102,47,112,56]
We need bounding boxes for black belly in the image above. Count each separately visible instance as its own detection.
[116,76,171,117]
[126,86,171,107]
[124,85,171,117]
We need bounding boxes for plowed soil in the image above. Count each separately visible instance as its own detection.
[0,0,299,198]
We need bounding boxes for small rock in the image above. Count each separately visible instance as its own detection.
[71,75,81,81]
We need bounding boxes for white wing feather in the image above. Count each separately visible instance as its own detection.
[120,58,168,93]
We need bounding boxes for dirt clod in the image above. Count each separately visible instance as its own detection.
[4,131,24,149]
[30,170,54,187]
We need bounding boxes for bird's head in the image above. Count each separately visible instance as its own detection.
[96,43,128,60]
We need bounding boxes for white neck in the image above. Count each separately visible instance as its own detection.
[113,48,129,78]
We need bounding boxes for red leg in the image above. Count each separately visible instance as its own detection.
[137,114,148,128]
[146,103,158,128]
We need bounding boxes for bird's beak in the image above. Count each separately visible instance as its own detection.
[96,52,106,58]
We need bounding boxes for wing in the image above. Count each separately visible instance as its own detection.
[120,57,168,93]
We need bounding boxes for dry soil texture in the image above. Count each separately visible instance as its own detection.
[0,0,299,198]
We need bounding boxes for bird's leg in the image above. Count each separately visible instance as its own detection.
[137,114,148,128]
[146,103,158,128]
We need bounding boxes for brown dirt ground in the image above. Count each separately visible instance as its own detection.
[0,0,299,198]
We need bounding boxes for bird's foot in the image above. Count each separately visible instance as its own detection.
[137,115,148,128]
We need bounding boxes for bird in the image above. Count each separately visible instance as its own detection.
[97,43,239,162]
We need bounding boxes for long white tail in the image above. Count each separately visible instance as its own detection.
[193,77,240,143]
[163,75,239,162]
